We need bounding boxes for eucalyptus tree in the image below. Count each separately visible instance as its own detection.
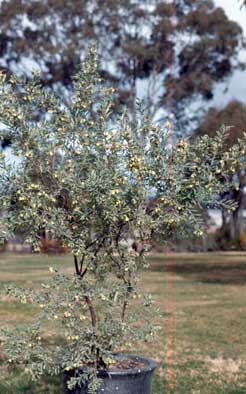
[0,0,244,130]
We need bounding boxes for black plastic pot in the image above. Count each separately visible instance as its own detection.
[63,353,158,394]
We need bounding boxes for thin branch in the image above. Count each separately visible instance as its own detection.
[79,254,85,275]
[84,295,97,333]
[121,272,133,322]
[73,255,80,275]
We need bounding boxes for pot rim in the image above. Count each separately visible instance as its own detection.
[97,353,159,377]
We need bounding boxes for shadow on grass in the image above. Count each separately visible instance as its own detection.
[150,260,246,285]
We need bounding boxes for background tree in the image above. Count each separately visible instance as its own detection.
[0,0,244,130]
[197,100,246,247]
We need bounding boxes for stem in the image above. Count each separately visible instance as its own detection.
[79,255,87,277]
[121,274,133,322]
[73,255,80,275]
[84,295,97,333]
[73,255,97,332]
[121,300,128,322]
[73,250,101,365]
[85,296,101,367]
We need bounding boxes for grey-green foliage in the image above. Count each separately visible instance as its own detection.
[0,48,245,391]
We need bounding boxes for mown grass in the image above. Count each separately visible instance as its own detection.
[0,252,246,393]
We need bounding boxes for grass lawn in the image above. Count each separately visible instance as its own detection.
[0,252,246,393]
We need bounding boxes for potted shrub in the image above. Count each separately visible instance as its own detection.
[0,48,244,393]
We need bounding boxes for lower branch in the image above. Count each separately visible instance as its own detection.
[121,279,133,322]
[84,295,97,333]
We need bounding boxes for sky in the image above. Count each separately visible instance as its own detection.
[213,0,246,108]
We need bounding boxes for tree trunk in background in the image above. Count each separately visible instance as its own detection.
[228,174,246,246]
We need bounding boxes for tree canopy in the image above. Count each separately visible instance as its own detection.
[198,100,246,146]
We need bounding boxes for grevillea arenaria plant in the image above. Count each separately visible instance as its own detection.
[0,48,245,392]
